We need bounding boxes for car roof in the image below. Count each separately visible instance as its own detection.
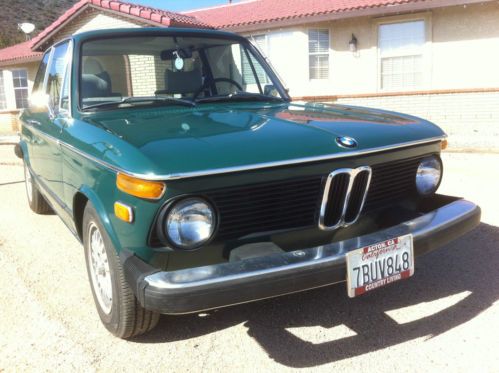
[71,27,247,44]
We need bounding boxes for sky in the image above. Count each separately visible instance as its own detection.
[128,0,230,12]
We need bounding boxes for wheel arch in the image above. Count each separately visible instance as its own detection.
[73,185,121,251]
[19,139,29,164]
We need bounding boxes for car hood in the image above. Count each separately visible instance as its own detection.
[86,102,445,177]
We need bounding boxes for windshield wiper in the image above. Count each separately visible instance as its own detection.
[82,96,196,111]
[196,92,285,104]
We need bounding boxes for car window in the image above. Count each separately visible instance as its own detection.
[32,51,51,94]
[46,41,70,112]
[60,54,71,111]
[79,35,284,109]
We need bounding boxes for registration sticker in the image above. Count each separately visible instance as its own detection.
[346,234,414,298]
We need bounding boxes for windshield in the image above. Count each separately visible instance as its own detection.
[79,35,286,110]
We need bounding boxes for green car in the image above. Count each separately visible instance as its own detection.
[17,28,480,338]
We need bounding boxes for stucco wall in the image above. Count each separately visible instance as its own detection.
[249,2,499,97]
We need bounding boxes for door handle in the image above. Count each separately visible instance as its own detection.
[26,119,42,126]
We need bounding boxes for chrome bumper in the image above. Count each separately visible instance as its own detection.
[122,199,480,314]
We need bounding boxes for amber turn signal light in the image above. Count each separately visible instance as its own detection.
[116,173,165,199]
[441,139,448,150]
[114,201,133,223]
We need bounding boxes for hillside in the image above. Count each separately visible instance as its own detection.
[0,0,77,49]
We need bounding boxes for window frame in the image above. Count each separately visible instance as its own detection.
[0,70,7,110]
[12,68,30,109]
[44,39,72,118]
[59,40,73,116]
[307,28,331,81]
[375,13,432,92]
[32,50,51,95]
[75,32,291,112]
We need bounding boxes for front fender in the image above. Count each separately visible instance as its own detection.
[18,139,29,163]
[77,185,122,252]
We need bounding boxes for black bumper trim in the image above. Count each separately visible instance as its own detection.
[122,199,480,314]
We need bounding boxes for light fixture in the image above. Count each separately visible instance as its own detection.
[349,34,358,53]
[162,198,216,249]
[116,173,166,199]
[415,156,443,196]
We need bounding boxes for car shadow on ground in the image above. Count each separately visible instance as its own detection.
[132,223,498,368]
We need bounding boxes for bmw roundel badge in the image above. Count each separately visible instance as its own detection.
[336,136,358,149]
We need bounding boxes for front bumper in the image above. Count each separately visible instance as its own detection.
[122,199,480,314]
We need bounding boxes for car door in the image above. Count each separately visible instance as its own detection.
[29,40,71,205]
[23,50,50,173]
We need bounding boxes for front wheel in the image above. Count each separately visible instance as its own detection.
[24,163,52,214]
[83,203,159,338]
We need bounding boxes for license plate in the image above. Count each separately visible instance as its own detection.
[346,234,414,298]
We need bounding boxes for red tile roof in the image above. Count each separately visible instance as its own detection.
[31,0,211,50]
[186,0,427,29]
[0,40,41,67]
[0,0,211,64]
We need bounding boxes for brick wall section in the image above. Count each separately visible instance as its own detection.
[56,9,170,97]
[129,55,158,96]
[336,91,499,150]
[0,112,18,134]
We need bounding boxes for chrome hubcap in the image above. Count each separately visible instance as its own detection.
[87,222,112,314]
[25,165,33,203]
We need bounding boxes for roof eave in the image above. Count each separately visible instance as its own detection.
[0,54,43,68]
[220,0,491,32]
[31,4,90,51]
[97,5,212,29]
[31,3,212,51]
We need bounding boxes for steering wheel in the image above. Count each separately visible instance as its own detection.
[193,77,243,100]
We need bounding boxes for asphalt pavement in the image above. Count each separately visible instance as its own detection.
[0,148,498,372]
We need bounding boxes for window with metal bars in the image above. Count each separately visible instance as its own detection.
[308,29,330,80]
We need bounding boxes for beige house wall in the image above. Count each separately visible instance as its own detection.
[249,2,499,97]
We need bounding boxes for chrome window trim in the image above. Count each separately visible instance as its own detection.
[319,166,372,231]
[58,40,73,117]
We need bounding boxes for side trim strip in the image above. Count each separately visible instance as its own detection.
[107,136,444,181]
[59,140,123,174]
[24,121,445,181]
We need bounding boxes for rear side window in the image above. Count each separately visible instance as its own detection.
[46,41,70,110]
[32,51,50,94]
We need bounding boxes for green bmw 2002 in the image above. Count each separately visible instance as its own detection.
[17,28,481,338]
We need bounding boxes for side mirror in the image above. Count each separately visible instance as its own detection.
[29,92,50,113]
[29,92,57,118]
[264,84,279,97]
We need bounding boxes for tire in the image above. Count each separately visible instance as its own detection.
[83,203,160,338]
[24,163,52,214]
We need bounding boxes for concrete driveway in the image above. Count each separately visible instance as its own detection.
[1,148,498,372]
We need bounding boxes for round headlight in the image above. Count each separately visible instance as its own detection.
[165,198,216,249]
[416,156,443,196]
